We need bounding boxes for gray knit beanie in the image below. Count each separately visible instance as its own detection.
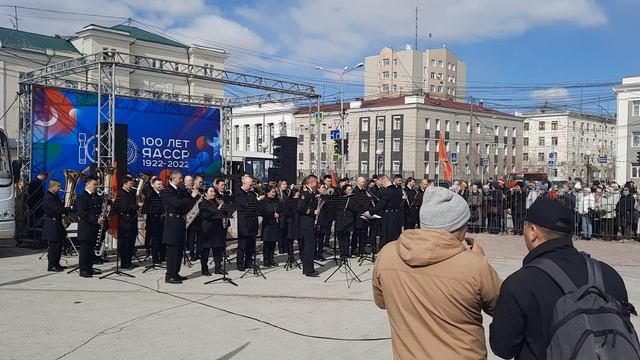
[419,187,470,232]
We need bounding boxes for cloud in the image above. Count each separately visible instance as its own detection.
[531,87,570,102]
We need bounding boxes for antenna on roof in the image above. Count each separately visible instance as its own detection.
[10,6,20,31]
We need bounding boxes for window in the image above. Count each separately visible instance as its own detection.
[425,140,430,152]
[494,125,499,136]
[551,137,558,146]
[377,139,384,149]
[633,132,640,147]
[392,72,398,78]
[437,86,443,93]
[538,153,545,162]
[633,101,640,117]
[361,118,369,132]
[539,137,545,146]
[551,121,558,130]
[377,116,385,131]
[392,138,400,152]
[466,122,470,133]
[512,127,517,137]
[430,72,436,79]
[438,60,444,68]
[256,124,263,147]
[382,71,390,78]
[425,118,431,130]
[632,166,640,178]
[424,163,430,176]
[445,120,450,132]
[446,141,450,151]
[523,153,529,161]
[321,133,327,142]
[465,143,470,154]
[382,84,389,92]
[504,126,508,136]
[431,59,437,66]
[393,116,402,130]
[524,122,529,132]
[523,137,529,146]
[234,125,240,150]
[298,153,304,161]
[512,146,517,156]
[572,121,576,130]
[382,58,389,66]
[435,119,441,131]
[539,121,545,130]
[456,142,461,153]
[360,161,369,174]
[456,121,460,132]
[476,123,481,134]
[360,139,369,152]
[572,137,576,146]
[392,161,400,173]
[393,58,398,65]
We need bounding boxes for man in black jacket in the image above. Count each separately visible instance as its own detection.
[112,176,139,269]
[41,180,71,272]
[234,175,264,271]
[297,175,320,277]
[144,177,165,264]
[490,198,632,360]
[161,171,199,284]
[75,176,103,278]
[367,175,403,249]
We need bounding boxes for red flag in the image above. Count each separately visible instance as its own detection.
[108,162,119,238]
[331,171,337,188]
[438,133,453,182]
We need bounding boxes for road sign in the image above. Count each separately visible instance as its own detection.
[315,111,324,123]
[547,160,556,168]
[482,158,489,167]
[549,152,557,160]
[598,156,608,164]
[330,129,341,140]
[450,151,458,164]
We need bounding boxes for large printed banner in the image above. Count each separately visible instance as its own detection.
[31,86,221,180]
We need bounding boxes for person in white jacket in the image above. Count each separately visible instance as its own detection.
[576,187,595,240]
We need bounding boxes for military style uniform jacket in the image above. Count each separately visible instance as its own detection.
[41,191,70,243]
[112,188,138,235]
[199,198,226,248]
[235,188,259,237]
[161,184,197,245]
[260,198,280,243]
[75,190,102,243]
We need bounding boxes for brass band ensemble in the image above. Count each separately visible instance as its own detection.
[42,167,426,283]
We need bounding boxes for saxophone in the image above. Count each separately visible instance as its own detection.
[95,167,115,256]
[62,170,84,228]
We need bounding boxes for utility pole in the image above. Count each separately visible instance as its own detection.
[469,97,474,182]
[11,6,20,31]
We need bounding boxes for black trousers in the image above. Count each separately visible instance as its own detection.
[355,227,368,254]
[278,227,287,253]
[315,231,325,257]
[368,220,381,253]
[78,240,93,273]
[237,236,256,268]
[165,244,184,278]
[300,217,316,275]
[47,241,62,269]
[337,231,350,257]
[118,232,135,267]
[350,231,359,255]
[263,242,276,265]
[201,247,222,271]
[147,216,165,263]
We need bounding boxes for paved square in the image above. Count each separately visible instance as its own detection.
[1,235,639,360]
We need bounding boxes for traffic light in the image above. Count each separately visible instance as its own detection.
[333,140,342,155]
[343,139,349,155]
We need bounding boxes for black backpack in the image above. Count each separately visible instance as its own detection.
[526,255,640,360]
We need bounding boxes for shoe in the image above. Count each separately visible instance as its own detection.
[263,263,272,268]
[201,270,212,276]
[47,266,63,272]
[130,263,139,269]
[57,265,69,270]
[165,277,182,284]
[237,266,245,272]
[305,271,320,277]
[121,264,134,270]
[214,268,227,275]
[178,275,188,281]
[318,255,326,261]
[271,261,279,267]
[79,272,93,278]
[90,268,103,275]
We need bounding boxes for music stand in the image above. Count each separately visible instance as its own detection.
[324,194,348,265]
[99,238,135,279]
[238,200,266,279]
[205,251,237,286]
[324,256,362,287]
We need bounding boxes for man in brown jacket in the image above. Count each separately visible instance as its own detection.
[373,186,502,359]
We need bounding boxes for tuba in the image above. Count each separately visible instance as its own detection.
[95,167,115,256]
[62,170,84,228]
[134,173,149,216]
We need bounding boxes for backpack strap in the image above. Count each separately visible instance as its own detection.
[526,258,577,294]
[584,255,606,292]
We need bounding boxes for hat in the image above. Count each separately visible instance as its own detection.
[420,187,470,232]
[524,198,575,233]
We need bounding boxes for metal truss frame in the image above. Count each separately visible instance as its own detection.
[18,50,319,180]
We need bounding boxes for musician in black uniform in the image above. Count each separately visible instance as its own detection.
[260,186,281,267]
[297,175,320,277]
[186,175,204,261]
[143,177,165,264]
[403,177,418,229]
[366,175,404,249]
[75,176,103,278]
[285,188,301,259]
[335,183,357,258]
[319,175,335,250]
[161,171,199,284]
[199,186,227,275]
[42,180,71,272]
[277,180,290,254]
[111,176,139,269]
[414,179,429,228]
[235,175,264,271]
[215,178,232,203]
[367,178,383,253]
[352,176,371,256]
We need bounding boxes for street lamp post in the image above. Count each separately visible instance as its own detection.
[315,62,364,178]
[585,150,592,184]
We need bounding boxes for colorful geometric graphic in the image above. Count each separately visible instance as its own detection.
[31,86,221,180]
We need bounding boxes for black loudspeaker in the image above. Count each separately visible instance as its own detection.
[97,123,128,180]
[231,161,244,175]
[272,136,297,184]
